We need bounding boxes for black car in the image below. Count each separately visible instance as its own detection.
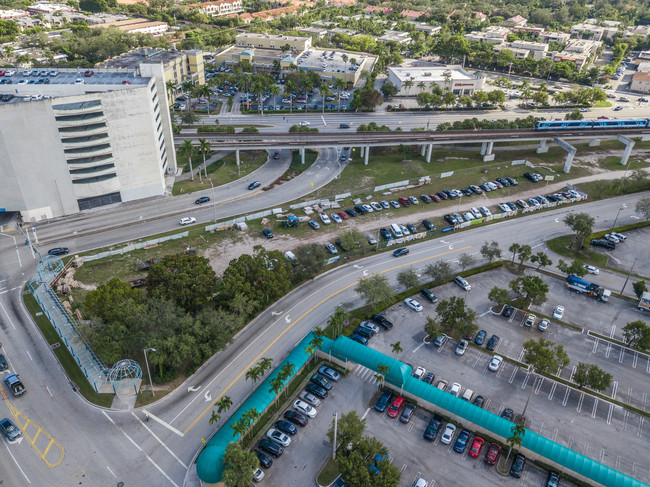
[379,228,392,240]
[420,194,432,203]
[345,209,357,217]
[407,224,417,234]
[496,177,510,187]
[423,372,435,384]
[274,420,298,436]
[374,390,393,412]
[370,314,393,330]
[474,330,486,345]
[502,305,514,318]
[437,191,448,200]
[590,239,615,250]
[306,382,329,399]
[469,185,483,194]
[262,229,274,239]
[353,326,373,339]
[255,449,273,468]
[247,181,261,190]
[195,196,210,204]
[501,408,514,421]
[0,354,7,371]
[273,152,281,159]
[479,183,491,192]
[423,414,444,441]
[420,288,438,303]
[454,429,471,453]
[510,453,526,478]
[311,374,333,391]
[339,123,350,129]
[473,395,485,408]
[443,189,456,199]
[335,239,350,251]
[48,247,69,256]
[461,188,473,197]
[399,403,416,423]
[393,247,409,257]
[354,205,367,215]
[486,335,500,351]
[506,177,518,186]
[422,219,435,231]
[444,214,456,225]
[546,471,561,487]
[258,438,283,457]
[284,410,308,427]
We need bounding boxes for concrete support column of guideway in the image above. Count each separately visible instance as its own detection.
[589,138,601,147]
[360,146,365,157]
[481,141,494,162]
[536,139,549,153]
[421,145,426,157]
[426,143,433,163]
[300,147,305,164]
[554,137,576,173]
[617,135,635,166]
[364,146,370,165]
[236,149,240,170]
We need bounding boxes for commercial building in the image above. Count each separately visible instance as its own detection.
[464,26,510,44]
[552,39,602,69]
[184,0,243,17]
[504,15,527,26]
[386,65,485,97]
[235,33,311,52]
[494,40,548,61]
[0,68,176,222]
[631,72,650,94]
[570,19,620,41]
[89,18,169,36]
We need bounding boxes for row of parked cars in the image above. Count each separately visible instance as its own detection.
[0,355,24,442]
[590,231,627,250]
[253,366,341,481]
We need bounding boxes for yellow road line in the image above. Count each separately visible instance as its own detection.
[184,245,470,433]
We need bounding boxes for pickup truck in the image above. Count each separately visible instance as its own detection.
[4,373,25,396]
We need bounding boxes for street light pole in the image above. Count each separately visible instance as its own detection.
[610,206,624,233]
[207,178,217,223]
[332,412,338,460]
[620,257,638,295]
[144,347,156,397]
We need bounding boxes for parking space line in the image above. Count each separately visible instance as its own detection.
[642,392,647,412]
[401,464,408,474]
[600,448,606,463]
[562,387,570,407]
[551,428,558,442]
[618,347,625,363]
[548,382,557,401]
[484,398,491,409]
[638,417,644,438]
[509,367,518,384]
[647,358,650,374]
[610,324,617,338]
[569,365,576,382]
[584,441,590,455]
[627,386,633,404]
[605,341,612,358]
[623,410,630,431]
[521,372,531,389]
[611,381,618,399]
[632,351,638,369]
[568,435,574,450]
[361,408,370,420]
[607,404,614,425]
[616,455,621,469]
[517,347,525,361]
[538,421,544,435]
[592,337,599,353]
[576,392,584,412]
[534,377,544,394]
[591,399,599,419]
[472,353,481,368]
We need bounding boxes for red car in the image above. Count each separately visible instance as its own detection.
[387,396,405,418]
[398,197,411,207]
[337,211,349,220]
[429,193,441,202]
[84,70,94,77]
[484,442,502,465]
[597,116,610,119]
[492,180,503,189]
[121,80,131,85]
[468,436,485,458]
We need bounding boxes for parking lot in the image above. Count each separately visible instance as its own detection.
[591,225,650,280]
[361,266,650,485]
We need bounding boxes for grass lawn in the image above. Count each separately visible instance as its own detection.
[593,101,612,108]
[173,150,268,195]
[24,292,114,408]
[597,155,647,171]
[545,235,609,268]
[317,457,340,486]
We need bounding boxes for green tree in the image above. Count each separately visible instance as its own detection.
[480,241,502,263]
[434,296,478,339]
[221,441,259,487]
[622,320,650,350]
[573,362,612,392]
[337,436,400,487]
[565,108,584,120]
[217,395,233,415]
[633,281,648,299]
[80,0,108,12]
[530,252,552,270]
[458,253,476,271]
[390,342,403,355]
[180,110,200,125]
[505,424,526,462]
[380,81,398,99]
[635,197,650,221]
[245,365,263,387]
[84,278,144,324]
[146,254,218,314]
[396,267,419,290]
[198,138,211,181]
[563,213,595,249]
[522,338,570,417]
[306,327,324,355]
[516,244,533,270]
[231,418,247,439]
[209,410,220,426]
[177,139,195,181]
[257,357,273,376]
[328,307,349,336]
[423,261,452,283]
[556,259,588,277]
[327,410,366,452]
[424,316,442,341]
[509,275,549,308]
[355,274,393,308]
[488,286,509,306]
[509,243,521,264]
[375,364,389,388]
[269,376,284,401]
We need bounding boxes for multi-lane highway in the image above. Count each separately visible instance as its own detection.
[0,176,647,485]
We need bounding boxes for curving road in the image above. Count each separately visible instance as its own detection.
[0,191,646,486]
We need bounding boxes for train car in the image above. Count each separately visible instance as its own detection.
[535,118,650,130]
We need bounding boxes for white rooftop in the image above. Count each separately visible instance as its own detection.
[388,65,478,83]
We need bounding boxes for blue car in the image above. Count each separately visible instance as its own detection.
[454,429,471,453]
[393,247,409,257]
[349,333,368,345]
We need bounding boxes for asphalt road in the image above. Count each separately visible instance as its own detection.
[0,186,648,486]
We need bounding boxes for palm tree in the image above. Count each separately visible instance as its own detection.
[375,364,389,388]
[342,53,348,71]
[165,80,177,103]
[246,365,263,387]
[182,80,194,111]
[231,418,247,439]
[284,80,296,114]
[319,83,333,114]
[216,395,233,415]
[307,327,324,355]
[251,80,266,115]
[334,78,346,112]
[194,84,213,114]
[509,243,521,264]
[208,410,220,426]
[269,376,284,404]
[269,84,280,110]
[403,77,414,95]
[505,424,526,462]
[178,139,195,181]
[198,138,211,180]
[258,357,273,376]
[417,81,426,93]
[279,362,296,396]
[391,342,403,355]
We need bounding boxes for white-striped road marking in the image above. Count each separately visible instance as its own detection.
[534,377,544,394]
[591,399,599,419]
[638,417,644,438]
[592,337,599,353]
[548,382,557,401]
[576,392,584,412]
[142,410,184,437]
[562,387,570,407]
[521,372,531,389]
[618,347,625,363]
[551,428,558,442]
[133,412,187,468]
[509,367,518,384]
[611,381,618,399]
[606,404,614,425]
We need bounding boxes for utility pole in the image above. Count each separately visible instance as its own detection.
[144,348,156,397]
[620,257,638,295]
[332,412,338,460]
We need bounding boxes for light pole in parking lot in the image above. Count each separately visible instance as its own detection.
[332,412,338,460]
[620,257,638,295]
[207,178,217,222]
[144,347,156,397]
[610,206,625,233]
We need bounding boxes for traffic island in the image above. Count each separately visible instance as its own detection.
[316,457,340,487]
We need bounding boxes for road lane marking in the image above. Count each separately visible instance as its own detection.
[361,408,371,420]
[182,245,471,433]
[132,412,187,468]
[0,301,17,330]
[2,438,31,484]
[106,466,117,478]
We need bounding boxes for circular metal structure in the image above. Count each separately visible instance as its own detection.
[107,359,142,383]
[37,254,65,282]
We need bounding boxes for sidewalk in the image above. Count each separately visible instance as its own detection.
[176,150,232,182]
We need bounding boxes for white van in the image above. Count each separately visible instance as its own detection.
[461,388,474,402]
[390,223,403,238]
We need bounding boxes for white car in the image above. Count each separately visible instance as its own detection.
[293,400,317,418]
[553,305,564,320]
[330,213,342,224]
[414,479,428,487]
[538,319,549,332]
[370,202,383,211]
[253,468,265,482]
[404,298,423,312]
[449,382,461,397]
[488,355,503,372]
[319,213,331,225]
[266,428,291,446]
[612,232,627,241]
[470,207,482,219]
[298,121,310,126]
[604,233,620,244]
[362,204,373,213]
[584,265,599,275]
[413,366,426,379]
[455,340,468,356]
[498,203,510,212]
[299,391,321,407]
[179,217,197,225]
[440,423,457,444]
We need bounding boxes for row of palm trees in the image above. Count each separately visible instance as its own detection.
[177,138,211,182]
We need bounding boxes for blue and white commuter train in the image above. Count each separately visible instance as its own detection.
[535,118,650,130]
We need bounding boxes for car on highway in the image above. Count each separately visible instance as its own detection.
[273,152,281,159]
[258,438,283,457]
[339,123,350,129]
[423,414,444,441]
[195,196,210,204]
[48,247,69,256]
[404,298,423,312]
[393,247,409,257]
[293,400,317,418]
[374,390,393,412]
[0,417,21,441]
[510,453,527,478]
[614,105,623,111]
[284,410,308,427]
[247,181,261,190]
[310,374,332,390]
[255,449,273,468]
[455,340,468,356]
[305,383,328,400]
[298,121,310,126]
[486,335,500,351]
[488,355,503,371]
[468,436,485,458]
[553,305,564,320]
[331,213,343,224]
[453,429,471,453]
[179,217,196,225]
[266,428,291,446]
[440,423,457,444]
[484,443,502,465]
[474,330,486,345]
[325,243,337,254]
[274,420,297,436]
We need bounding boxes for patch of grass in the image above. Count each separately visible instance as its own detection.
[23,292,114,408]
[173,150,268,195]
[598,156,646,171]
[317,457,340,485]
[593,100,612,107]
[545,235,609,268]
[577,174,650,201]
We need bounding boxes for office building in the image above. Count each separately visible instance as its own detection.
[387,65,485,96]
